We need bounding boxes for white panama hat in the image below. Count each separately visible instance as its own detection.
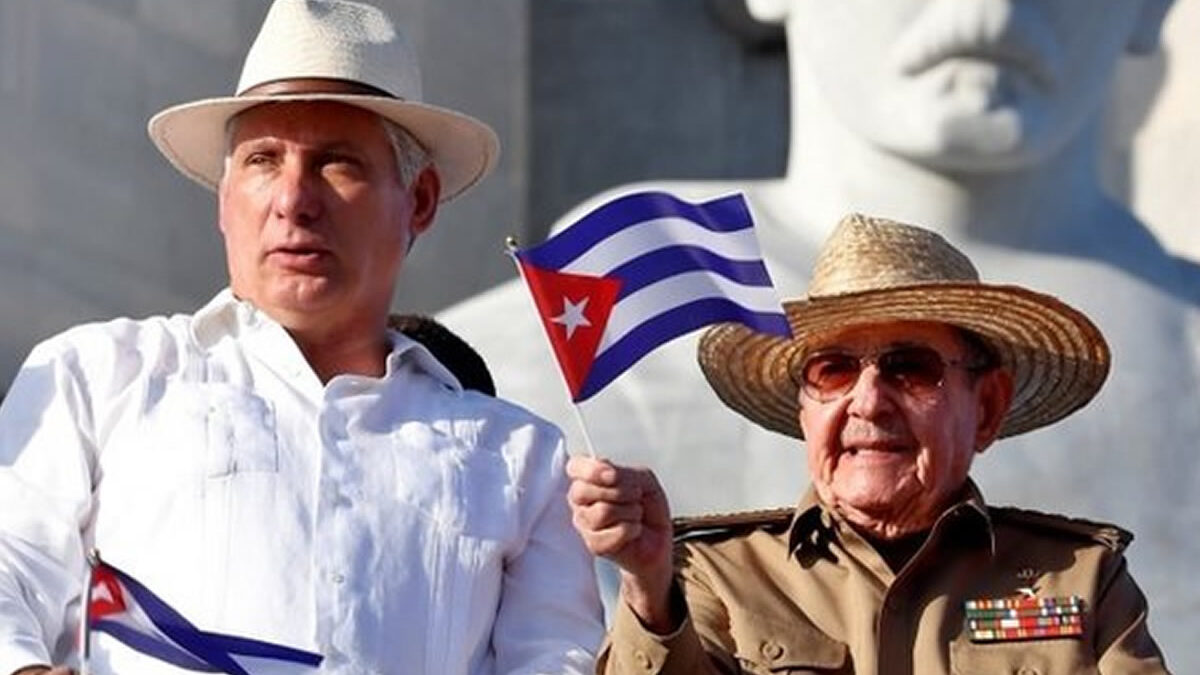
[147,0,499,202]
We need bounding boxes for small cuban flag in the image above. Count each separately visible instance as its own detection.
[84,554,322,674]
[513,191,790,403]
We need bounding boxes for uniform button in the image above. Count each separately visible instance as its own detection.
[332,572,346,584]
[1016,667,1040,675]
[760,640,784,661]
[632,649,652,670]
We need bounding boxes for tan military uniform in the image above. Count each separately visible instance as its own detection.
[600,483,1168,674]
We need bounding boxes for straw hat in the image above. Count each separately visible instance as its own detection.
[147,0,499,202]
[698,213,1110,439]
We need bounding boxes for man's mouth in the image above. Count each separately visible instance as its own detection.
[890,1,1061,92]
[841,437,915,457]
[269,246,332,269]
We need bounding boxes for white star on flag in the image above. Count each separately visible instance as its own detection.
[93,579,115,604]
[552,296,592,339]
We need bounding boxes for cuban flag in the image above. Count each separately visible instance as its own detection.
[514,191,790,402]
[86,559,322,674]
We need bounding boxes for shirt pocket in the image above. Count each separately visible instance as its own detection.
[198,386,279,478]
[113,380,279,484]
[729,610,849,674]
[951,637,1098,675]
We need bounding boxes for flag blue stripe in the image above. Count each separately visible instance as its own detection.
[199,631,324,666]
[576,298,791,401]
[109,564,252,675]
[93,620,219,672]
[517,192,753,269]
[102,563,320,673]
[608,245,775,300]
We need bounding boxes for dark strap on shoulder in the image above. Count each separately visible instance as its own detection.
[389,314,496,396]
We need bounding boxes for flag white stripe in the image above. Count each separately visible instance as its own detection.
[120,590,179,647]
[598,270,783,351]
[559,217,765,275]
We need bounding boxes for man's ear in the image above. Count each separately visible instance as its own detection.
[1127,0,1172,55]
[744,0,789,25]
[406,166,440,242]
[216,178,231,236]
[973,369,1014,454]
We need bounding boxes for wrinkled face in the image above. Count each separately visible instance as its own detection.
[785,0,1157,170]
[218,101,434,332]
[797,321,1010,535]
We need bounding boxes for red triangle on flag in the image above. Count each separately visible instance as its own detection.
[89,565,127,620]
[518,262,622,400]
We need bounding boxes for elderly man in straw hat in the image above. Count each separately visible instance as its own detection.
[568,214,1167,673]
[0,1,603,674]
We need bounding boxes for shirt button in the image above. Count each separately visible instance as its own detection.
[632,649,652,670]
[760,640,784,661]
[1016,668,1040,675]
[332,573,346,584]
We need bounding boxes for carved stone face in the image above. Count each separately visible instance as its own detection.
[760,0,1165,172]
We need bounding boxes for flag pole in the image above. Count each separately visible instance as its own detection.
[79,549,100,675]
[506,236,598,458]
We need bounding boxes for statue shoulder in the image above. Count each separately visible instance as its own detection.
[673,507,795,543]
[989,505,1133,553]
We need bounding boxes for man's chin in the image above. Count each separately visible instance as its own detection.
[827,481,930,526]
[897,114,1066,173]
[252,290,342,326]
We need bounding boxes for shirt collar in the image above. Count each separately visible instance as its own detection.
[188,289,463,392]
[787,479,996,561]
[383,330,464,392]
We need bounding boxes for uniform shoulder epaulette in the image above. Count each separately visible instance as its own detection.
[672,507,794,543]
[989,505,1133,552]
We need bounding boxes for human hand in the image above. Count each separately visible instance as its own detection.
[566,456,678,632]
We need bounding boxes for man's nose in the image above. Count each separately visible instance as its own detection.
[272,159,323,224]
[844,365,896,418]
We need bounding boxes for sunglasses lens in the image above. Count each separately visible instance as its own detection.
[800,346,950,400]
[801,353,862,399]
[879,347,947,392]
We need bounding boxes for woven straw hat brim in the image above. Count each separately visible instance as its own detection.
[147,93,499,203]
[699,281,1110,440]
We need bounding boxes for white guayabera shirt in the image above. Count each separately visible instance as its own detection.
[0,290,603,674]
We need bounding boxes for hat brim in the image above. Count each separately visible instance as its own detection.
[698,282,1110,440]
[147,93,499,203]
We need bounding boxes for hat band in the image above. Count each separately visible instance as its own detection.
[239,77,398,99]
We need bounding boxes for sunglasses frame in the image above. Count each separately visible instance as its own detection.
[794,344,979,403]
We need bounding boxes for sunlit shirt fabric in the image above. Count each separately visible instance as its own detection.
[0,290,603,674]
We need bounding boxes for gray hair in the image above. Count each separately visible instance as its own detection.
[380,118,432,188]
[221,107,432,188]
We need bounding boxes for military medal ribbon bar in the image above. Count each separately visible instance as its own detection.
[965,595,1085,642]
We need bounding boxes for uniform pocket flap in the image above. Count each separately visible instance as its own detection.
[951,636,1094,674]
[729,607,848,670]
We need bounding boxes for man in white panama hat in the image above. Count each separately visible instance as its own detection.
[0,1,602,674]
[568,214,1168,674]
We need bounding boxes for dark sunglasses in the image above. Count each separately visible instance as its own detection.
[796,345,975,402]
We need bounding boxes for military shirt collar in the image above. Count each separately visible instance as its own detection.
[787,480,996,565]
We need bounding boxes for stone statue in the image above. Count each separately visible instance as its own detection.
[440,0,1198,666]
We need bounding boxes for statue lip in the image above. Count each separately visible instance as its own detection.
[890,3,1062,92]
